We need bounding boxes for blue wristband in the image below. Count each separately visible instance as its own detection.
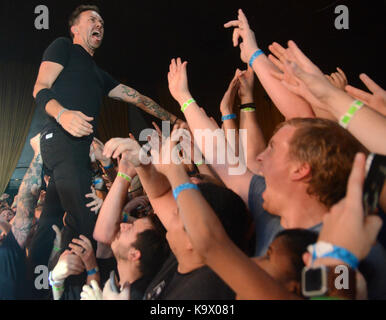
[173,183,199,200]
[221,114,237,121]
[87,267,99,276]
[310,243,359,270]
[93,178,103,186]
[249,49,264,67]
[103,163,113,170]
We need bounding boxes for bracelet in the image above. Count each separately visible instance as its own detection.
[53,246,61,252]
[249,49,264,68]
[195,161,204,167]
[240,103,255,109]
[308,241,359,270]
[181,98,196,113]
[241,107,256,112]
[56,107,68,124]
[93,178,103,186]
[117,172,132,183]
[339,100,364,129]
[103,163,113,170]
[48,271,64,288]
[172,183,200,200]
[221,114,237,121]
[87,266,99,276]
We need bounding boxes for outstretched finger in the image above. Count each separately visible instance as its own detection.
[360,73,382,94]
[224,20,241,29]
[345,85,371,104]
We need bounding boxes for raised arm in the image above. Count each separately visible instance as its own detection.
[11,134,43,249]
[102,136,175,231]
[277,40,386,154]
[108,84,180,123]
[167,57,254,204]
[155,137,296,299]
[224,9,314,119]
[238,66,266,174]
[94,143,137,244]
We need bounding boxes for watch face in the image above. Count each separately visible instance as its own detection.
[302,266,328,297]
[304,268,323,292]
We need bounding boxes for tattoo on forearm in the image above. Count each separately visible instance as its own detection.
[12,154,43,248]
[117,85,172,121]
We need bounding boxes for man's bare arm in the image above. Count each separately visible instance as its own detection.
[109,84,178,122]
[12,139,43,249]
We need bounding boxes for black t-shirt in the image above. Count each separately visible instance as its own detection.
[144,253,235,300]
[41,37,119,132]
[0,231,28,299]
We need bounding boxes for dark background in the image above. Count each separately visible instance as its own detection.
[1,0,385,193]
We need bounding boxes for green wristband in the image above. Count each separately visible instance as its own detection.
[53,246,61,252]
[53,285,64,291]
[241,107,256,112]
[117,172,132,183]
[195,161,204,167]
[181,99,196,113]
[339,100,364,129]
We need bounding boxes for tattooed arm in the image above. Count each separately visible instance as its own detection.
[108,84,179,123]
[11,134,43,249]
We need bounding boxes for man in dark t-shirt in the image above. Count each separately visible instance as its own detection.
[29,5,181,270]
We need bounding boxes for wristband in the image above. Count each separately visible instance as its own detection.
[181,98,196,113]
[221,114,237,121]
[87,266,99,276]
[56,107,68,124]
[241,107,256,112]
[339,100,364,129]
[53,246,61,252]
[93,178,103,186]
[240,103,255,109]
[122,212,129,223]
[103,163,113,170]
[249,49,264,67]
[48,271,64,288]
[173,183,200,200]
[308,241,359,270]
[195,161,204,167]
[117,172,132,183]
[35,88,56,110]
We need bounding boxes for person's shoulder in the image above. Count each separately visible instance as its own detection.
[47,37,73,50]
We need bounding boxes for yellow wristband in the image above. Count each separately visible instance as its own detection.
[117,172,132,183]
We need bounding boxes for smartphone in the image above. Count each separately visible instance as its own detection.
[363,153,386,215]
[109,270,119,293]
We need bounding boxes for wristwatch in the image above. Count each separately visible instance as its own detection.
[301,265,356,299]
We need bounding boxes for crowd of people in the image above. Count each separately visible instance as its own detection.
[0,6,385,300]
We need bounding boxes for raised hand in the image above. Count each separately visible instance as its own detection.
[30,133,41,156]
[238,66,255,103]
[102,279,130,300]
[224,9,259,64]
[220,69,240,115]
[51,250,85,282]
[58,110,94,137]
[92,138,112,166]
[326,67,348,91]
[317,153,383,261]
[345,74,386,116]
[103,137,143,167]
[80,280,103,300]
[85,186,103,214]
[168,57,191,105]
[69,235,97,271]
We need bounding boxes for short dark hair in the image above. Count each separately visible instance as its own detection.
[274,229,318,282]
[68,5,101,39]
[132,214,170,278]
[197,183,255,255]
